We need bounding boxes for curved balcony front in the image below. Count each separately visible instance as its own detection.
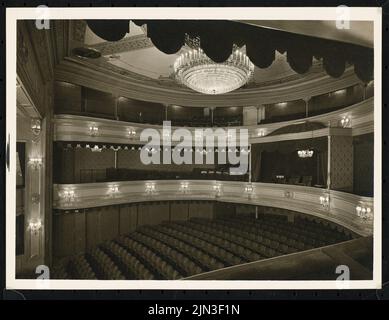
[53,180,374,237]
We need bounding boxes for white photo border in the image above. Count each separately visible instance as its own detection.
[6,7,382,290]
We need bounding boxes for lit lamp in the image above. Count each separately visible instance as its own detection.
[180,182,189,194]
[319,195,330,210]
[256,129,265,137]
[356,205,373,220]
[297,150,314,158]
[108,185,119,197]
[145,182,156,195]
[174,40,254,95]
[28,219,42,235]
[28,158,43,170]
[60,189,75,203]
[31,118,42,137]
[213,184,222,198]
[128,128,136,139]
[31,194,40,204]
[89,125,99,137]
[245,183,254,199]
[340,116,351,128]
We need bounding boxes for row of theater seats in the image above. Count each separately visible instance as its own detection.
[88,247,126,280]
[101,241,155,279]
[52,215,355,280]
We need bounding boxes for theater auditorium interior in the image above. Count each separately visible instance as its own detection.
[15,19,374,281]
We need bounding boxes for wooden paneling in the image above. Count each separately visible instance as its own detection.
[189,202,214,219]
[74,211,86,253]
[170,202,189,221]
[86,208,101,250]
[118,97,165,124]
[53,213,76,258]
[100,206,120,242]
[84,87,116,118]
[54,81,82,114]
[138,202,170,226]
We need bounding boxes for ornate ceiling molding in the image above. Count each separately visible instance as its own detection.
[72,20,87,43]
[55,57,362,107]
[90,34,154,55]
[53,180,373,236]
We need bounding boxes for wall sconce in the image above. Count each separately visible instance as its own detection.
[128,128,136,138]
[145,182,156,195]
[31,118,42,137]
[245,183,254,199]
[60,189,75,202]
[256,129,265,137]
[108,184,119,197]
[297,149,314,158]
[356,205,373,221]
[340,116,351,128]
[319,195,330,210]
[284,191,293,199]
[213,184,222,198]
[89,125,99,137]
[28,219,42,235]
[28,158,43,170]
[31,193,40,204]
[180,182,189,194]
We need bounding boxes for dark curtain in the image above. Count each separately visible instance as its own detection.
[319,150,328,188]
[353,133,374,196]
[253,137,327,154]
[251,137,328,185]
[251,149,262,182]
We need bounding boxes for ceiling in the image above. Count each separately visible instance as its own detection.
[241,20,374,48]
[84,21,322,84]
[82,19,373,87]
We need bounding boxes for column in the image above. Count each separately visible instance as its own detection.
[242,106,258,126]
[328,135,354,192]
[114,96,119,120]
[210,107,215,125]
[248,144,252,182]
[303,97,311,118]
[257,105,266,124]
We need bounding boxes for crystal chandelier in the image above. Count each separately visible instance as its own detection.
[297,149,314,158]
[173,38,254,95]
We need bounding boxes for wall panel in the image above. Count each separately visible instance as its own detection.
[170,202,189,221]
[189,202,214,219]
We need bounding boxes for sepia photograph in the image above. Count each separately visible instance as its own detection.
[5,7,381,290]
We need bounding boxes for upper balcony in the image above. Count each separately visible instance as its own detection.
[54,79,373,128]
